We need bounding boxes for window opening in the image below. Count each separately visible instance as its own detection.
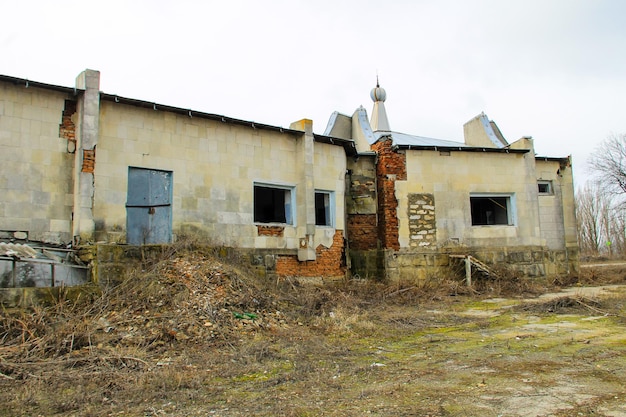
[315,191,333,226]
[470,195,513,225]
[254,184,294,224]
[537,181,552,195]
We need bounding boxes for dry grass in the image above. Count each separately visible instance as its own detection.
[1,251,625,416]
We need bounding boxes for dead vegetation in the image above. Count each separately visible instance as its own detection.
[515,295,611,315]
[1,249,625,416]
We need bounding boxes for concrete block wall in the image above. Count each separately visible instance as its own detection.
[349,249,385,280]
[536,158,577,252]
[95,101,347,256]
[97,102,283,245]
[85,241,577,290]
[0,82,75,244]
[399,149,543,249]
[87,237,346,289]
[383,246,578,282]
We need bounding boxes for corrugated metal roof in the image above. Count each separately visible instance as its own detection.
[374,131,469,148]
[0,243,38,259]
[373,130,529,154]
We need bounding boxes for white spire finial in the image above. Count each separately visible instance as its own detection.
[370,77,390,131]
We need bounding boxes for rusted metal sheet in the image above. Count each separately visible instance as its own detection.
[0,242,89,288]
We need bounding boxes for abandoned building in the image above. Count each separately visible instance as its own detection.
[0,69,578,290]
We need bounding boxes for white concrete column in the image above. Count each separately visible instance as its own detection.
[72,69,100,243]
[290,119,316,261]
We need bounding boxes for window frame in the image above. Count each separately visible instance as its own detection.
[253,182,296,225]
[314,190,335,227]
[537,180,553,195]
[469,193,516,226]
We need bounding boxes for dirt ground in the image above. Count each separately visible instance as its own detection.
[1,253,625,417]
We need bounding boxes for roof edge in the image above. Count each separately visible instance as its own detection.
[313,133,357,156]
[396,144,529,154]
[535,155,571,165]
[100,92,304,135]
[0,74,82,95]
[100,93,357,154]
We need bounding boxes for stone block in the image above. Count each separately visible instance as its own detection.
[11,231,27,240]
[50,219,70,233]
[31,191,51,205]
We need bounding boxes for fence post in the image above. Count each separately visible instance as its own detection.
[465,256,472,287]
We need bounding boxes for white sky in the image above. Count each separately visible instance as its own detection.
[3,0,626,186]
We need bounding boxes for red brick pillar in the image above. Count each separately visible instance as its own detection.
[371,138,406,250]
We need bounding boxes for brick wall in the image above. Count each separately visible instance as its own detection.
[257,225,284,237]
[372,137,407,180]
[276,230,345,277]
[371,138,406,250]
[346,156,378,251]
[377,178,400,250]
[59,99,77,149]
[347,214,378,250]
[82,148,96,173]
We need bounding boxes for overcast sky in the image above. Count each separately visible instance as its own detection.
[3,0,625,185]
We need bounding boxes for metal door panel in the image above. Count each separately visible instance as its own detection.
[126,207,149,245]
[126,206,172,245]
[126,167,173,245]
[148,170,172,205]
[149,205,172,244]
[127,168,151,206]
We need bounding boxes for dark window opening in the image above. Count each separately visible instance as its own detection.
[254,185,292,224]
[538,181,552,194]
[470,196,510,225]
[315,192,332,226]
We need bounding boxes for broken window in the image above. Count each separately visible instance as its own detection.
[254,184,294,224]
[537,181,552,195]
[315,191,334,227]
[470,194,514,226]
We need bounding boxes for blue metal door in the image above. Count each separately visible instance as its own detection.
[126,167,173,245]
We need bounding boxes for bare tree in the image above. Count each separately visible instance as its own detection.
[589,133,626,195]
[608,209,626,255]
[585,133,626,258]
[576,181,626,258]
[576,183,604,255]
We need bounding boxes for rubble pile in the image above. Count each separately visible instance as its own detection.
[0,251,296,363]
[97,252,292,349]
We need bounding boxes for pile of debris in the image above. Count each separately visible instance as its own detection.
[99,252,292,347]
[0,251,296,363]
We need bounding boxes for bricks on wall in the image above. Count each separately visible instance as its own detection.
[257,225,284,237]
[347,214,378,250]
[276,230,345,277]
[377,178,400,250]
[371,138,406,250]
[371,137,407,180]
[81,148,96,173]
[59,99,77,151]
[346,156,378,251]
[408,193,437,248]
